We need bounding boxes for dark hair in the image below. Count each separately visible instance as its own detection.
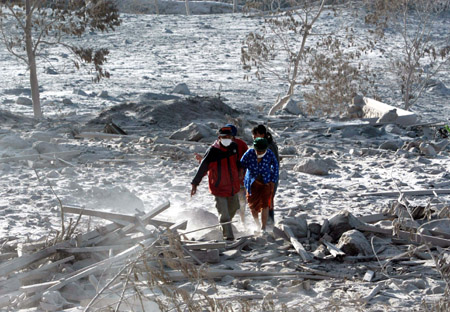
[252,124,273,144]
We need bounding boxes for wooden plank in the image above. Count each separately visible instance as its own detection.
[163,269,331,282]
[351,189,450,197]
[56,245,132,253]
[62,204,174,229]
[281,225,313,262]
[0,223,120,277]
[0,247,57,278]
[358,213,395,224]
[75,132,141,140]
[357,224,450,248]
[180,242,226,250]
[169,220,188,231]
[0,151,81,163]
[321,240,346,257]
[18,237,158,308]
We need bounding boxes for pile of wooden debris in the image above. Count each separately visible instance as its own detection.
[1,199,450,311]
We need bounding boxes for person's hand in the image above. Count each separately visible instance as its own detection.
[191,184,197,197]
[194,153,202,163]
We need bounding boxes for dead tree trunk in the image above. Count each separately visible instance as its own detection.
[25,0,42,119]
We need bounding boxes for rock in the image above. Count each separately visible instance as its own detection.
[283,99,303,115]
[62,98,73,105]
[352,94,365,107]
[0,133,29,150]
[419,142,437,156]
[384,124,403,135]
[172,83,191,95]
[45,68,58,75]
[73,89,88,96]
[341,127,359,138]
[379,140,401,151]
[328,210,365,242]
[98,90,109,98]
[377,108,398,123]
[294,158,329,176]
[46,170,60,179]
[60,282,87,302]
[280,146,297,155]
[40,290,67,311]
[336,229,372,256]
[431,140,449,152]
[16,97,32,106]
[32,141,62,154]
[169,122,215,142]
[278,215,308,238]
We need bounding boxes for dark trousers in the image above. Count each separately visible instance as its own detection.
[214,194,239,239]
[268,182,278,223]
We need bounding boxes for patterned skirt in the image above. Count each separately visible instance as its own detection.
[246,180,274,214]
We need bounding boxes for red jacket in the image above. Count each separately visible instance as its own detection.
[192,140,240,197]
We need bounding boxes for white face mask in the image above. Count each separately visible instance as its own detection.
[257,151,266,158]
[221,138,232,147]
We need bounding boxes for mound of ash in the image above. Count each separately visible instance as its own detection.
[87,95,239,131]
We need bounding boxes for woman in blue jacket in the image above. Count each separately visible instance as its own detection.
[240,138,279,233]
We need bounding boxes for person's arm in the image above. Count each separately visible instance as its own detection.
[191,147,214,188]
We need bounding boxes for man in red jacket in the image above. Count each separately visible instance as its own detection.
[191,126,241,240]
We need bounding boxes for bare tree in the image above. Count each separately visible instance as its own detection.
[364,0,450,110]
[0,0,121,119]
[185,0,191,15]
[241,0,374,116]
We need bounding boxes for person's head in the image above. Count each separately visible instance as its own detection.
[224,124,237,137]
[218,126,233,147]
[251,125,267,140]
[253,137,268,158]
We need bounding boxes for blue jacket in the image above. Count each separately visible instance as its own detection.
[240,148,279,195]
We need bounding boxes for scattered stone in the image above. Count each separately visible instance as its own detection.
[294,158,330,176]
[62,98,73,105]
[377,108,398,123]
[172,83,190,95]
[45,68,58,75]
[16,97,32,106]
[98,90,109,98]
[169,122,215,142]
[40,290,67,312]
[336,229,372,256]
[419,142,437,157]
[278,215,308,238]
[283,99,303,115]
[73,89,88,96]
[379,141,401,151]
[328,210,364,242]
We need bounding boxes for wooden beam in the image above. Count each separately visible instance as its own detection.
[357,224,450,248]
[0,151,81,163]
[163,269,331,282]
[280,225,313,262]
[358,213,395,224]
[351,189,450,197]
[321,240,346,257]
[75,132,141,140]
[62,203,173,229]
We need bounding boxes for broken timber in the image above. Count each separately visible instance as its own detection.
[357,223,450,248]
[280,224,313,262]
[351,189,450,197]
